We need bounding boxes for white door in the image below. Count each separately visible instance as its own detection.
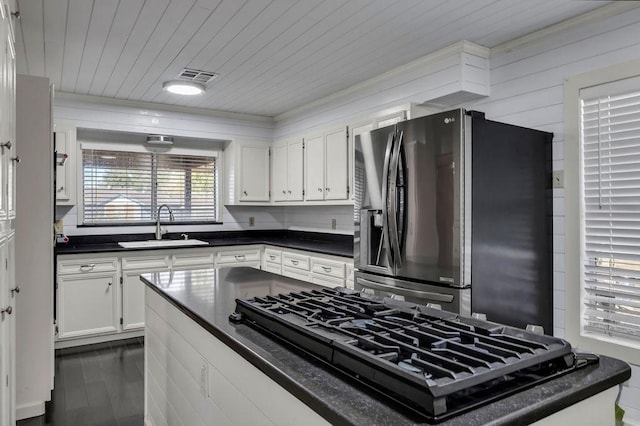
[0,239,8,426]
[304,134,324,201]
[272,141,288,202]
[287,139,304,201]
[324,127,348,200]
[6,234,14,426]
[57,272,119,339]
[239,144,270,201]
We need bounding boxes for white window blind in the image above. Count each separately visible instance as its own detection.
[82,148,217,224]
[581,78,640,345]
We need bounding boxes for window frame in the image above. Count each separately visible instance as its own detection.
[77,141,221,226]
[564,58,640,365]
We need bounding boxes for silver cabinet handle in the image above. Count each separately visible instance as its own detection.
[356,278,454,303]
[291,259,299,265]
[1,306,12,315]
[1,140,12,150]
[79,264,96,271]
[107,282,112,286]
[317,187,322,192]
[11,156,20,163]
[282,190,286,194]
[235,255,246,261]
[243,190,248,196]
[326,187,330,192]
[322,266,332,273]
[269,255,276,260]
[57,186,64,192]
[10,286,19,297]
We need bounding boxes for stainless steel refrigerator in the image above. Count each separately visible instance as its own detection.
[354,108,553,332]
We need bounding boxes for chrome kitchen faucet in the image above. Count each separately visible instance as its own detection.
[155,204,175,240]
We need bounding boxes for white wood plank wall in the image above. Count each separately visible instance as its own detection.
[273,4,640,423]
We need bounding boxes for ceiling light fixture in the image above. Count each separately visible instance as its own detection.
[162,80,205,96]
[146,135,174,146]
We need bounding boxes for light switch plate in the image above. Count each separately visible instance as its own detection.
[249,217,255,226]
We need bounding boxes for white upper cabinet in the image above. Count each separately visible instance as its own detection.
[272,138,304,202]
[224,140,271,205]
[304,127,348,201]
[324,128,348,200]
[53,124,76,206]
[239,143,270,202]
[288,139,304,201]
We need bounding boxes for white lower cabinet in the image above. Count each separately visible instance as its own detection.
[121,254,171,331]
[57,271,119,339]
[215,246,261,269]
[57,244,353,347]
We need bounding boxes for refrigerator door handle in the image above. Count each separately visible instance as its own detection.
[388,130,403,268]
[381,131,395,269]
[357,277,454,303]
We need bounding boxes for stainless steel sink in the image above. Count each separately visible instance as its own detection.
[118,239,208,249]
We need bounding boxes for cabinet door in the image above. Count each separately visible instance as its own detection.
[5,34,15,220]
[350,123,374,201]
[304,134,325,201]
[239,144,270,201]
[54,128,75,204]
[122,269,162,331]
[324,127,348,200]
[287,138,304,201]
[272,142,288,202]
[0,238,9,426]
[57,271,119,339]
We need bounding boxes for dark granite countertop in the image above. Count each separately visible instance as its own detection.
[56,230,353,258]
[141,267,632,426]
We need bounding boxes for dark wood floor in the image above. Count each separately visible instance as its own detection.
[17,338,144,426]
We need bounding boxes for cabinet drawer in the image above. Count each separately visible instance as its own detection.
[172,252,215,268]
[263,262,282,275]
[345,279,354,290]
[282,266,312,283]
[311,258,345,279]
[122,255,170,271]
[311,273,344,289]
[282,253,310,271]
[58,257,118,275]
[216,249,261,266]
[263,249,282,264]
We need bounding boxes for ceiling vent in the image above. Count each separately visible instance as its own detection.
[146,135,174,146]
[178,68,218,84]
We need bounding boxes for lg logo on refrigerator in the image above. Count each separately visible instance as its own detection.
[444,117,456,124]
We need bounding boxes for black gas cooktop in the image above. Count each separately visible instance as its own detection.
[230,287,594,423]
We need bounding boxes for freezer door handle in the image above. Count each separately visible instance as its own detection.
[389,129,403,268]
[381,131,395,269]
[356,277,454,303]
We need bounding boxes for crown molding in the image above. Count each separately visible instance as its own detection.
[491,1,640,56]
[53,91,274,124]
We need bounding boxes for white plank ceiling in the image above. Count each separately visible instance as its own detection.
[15,0,612,117]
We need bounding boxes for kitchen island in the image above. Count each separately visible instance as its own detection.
[141,267,631,426]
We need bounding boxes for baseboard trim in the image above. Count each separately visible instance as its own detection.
[16,401,45,421]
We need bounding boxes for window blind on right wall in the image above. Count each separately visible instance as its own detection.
[581,76,640,345]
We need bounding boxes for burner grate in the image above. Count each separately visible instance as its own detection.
[232,287,581,421]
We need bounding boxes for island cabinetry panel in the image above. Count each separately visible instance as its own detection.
[145,288,331,426]
[57,256,119,339]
